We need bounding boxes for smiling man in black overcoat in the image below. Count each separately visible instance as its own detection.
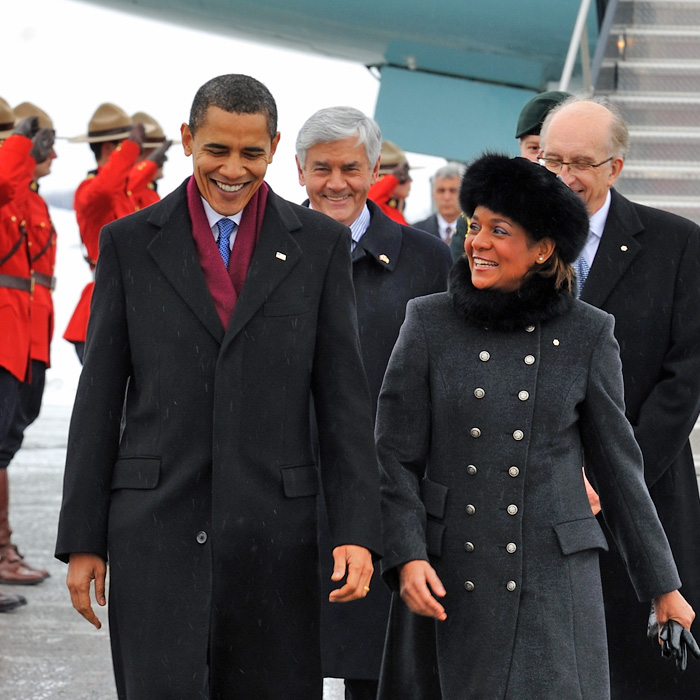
[296,106,453,700]
[55,74,381,700]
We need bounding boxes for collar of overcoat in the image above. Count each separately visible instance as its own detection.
[580,188,643,308]
[145,179,303,346]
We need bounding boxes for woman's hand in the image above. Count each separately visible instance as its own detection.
[582,468,601,515]
[398,560,447,620]
[653,590,695,631]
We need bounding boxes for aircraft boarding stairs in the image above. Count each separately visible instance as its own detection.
[596,0,700,226]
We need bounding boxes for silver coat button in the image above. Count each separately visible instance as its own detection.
[508,466,520,477]
[464,580,475,592]
[506,542,517,554]
[518,390,529,401]
[466,504,476,515]
[466,464,477,475]
[513,430,524,441]
[474,387,485,399]
[470,427,481,438]
[196,531,208,544]
[507,580,517,592]
[525,325,535,333]
[464,541,475,552]
[524,355,535,365]
[479,351,490,362]
[507,504,518,516]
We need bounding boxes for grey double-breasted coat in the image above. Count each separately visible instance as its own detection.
[377,272,680,699]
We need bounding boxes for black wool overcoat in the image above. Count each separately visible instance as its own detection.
[317,200,453,680]
[582,189,700,699]
[55,181,382,700]
[377,265,680,700]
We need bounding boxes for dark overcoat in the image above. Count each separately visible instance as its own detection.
[582,189,700,698]
[317,201,453,679]
[55,181,382,700]
[412,213,440,239]
[377,265,680,700]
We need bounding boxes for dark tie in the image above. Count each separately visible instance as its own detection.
[445,225,452,243]
[575,255,590,298]
[217,218,235,268]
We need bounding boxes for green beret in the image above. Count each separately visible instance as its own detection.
[515,91,571,139]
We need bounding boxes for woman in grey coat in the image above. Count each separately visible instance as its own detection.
[376,154,695,699]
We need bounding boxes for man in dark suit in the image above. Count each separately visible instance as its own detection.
[412,162,464,246]
[296,106,453,700]
[540,95,700,698]
[55,75,381,700]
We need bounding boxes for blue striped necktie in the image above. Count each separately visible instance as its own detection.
[576,255,590,298]
[217,218,235,267]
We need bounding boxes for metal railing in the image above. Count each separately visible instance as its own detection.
[559,0,620,92]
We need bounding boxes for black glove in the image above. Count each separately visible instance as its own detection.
[13,116,39,139]
[147,140,172,168]
[648,606,700,672]
[391,161,410,184]
[129,122,146,151]
[30,128,55,164]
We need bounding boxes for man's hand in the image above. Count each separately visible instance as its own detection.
[399,559,447,620]
[328,544,373,603]
[66,552,107,629]
[129,122,146,152]
[654,589,695,631]
[582,467,601,515]
[391,162,410,184]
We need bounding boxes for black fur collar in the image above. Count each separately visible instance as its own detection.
[448,256,574,331]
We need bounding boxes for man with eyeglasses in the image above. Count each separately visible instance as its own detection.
[540,95,700,699]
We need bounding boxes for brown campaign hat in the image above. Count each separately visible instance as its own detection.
[69,102,133,143]
[132,111,179,147]
[0,97,16,139]
[14,102,54,131]
[378,140,408,173]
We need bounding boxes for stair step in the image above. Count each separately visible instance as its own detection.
[627,129,700,160]
[617,0,700,28]
[600,60,700,92]
[604,94,700,128]
[608,28,700,60]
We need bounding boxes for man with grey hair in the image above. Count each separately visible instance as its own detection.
[297,106,453,700]
[413,162,465,244]
[540,95,700,698]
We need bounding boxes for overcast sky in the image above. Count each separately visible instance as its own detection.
[4,0,446,403]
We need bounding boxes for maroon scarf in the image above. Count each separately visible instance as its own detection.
[187,176,268,329]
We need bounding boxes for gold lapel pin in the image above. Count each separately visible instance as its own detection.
[275,252,287,261]
[379,254,390,264]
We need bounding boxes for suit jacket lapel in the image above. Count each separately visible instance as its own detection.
[356,200,401,271]
[223,190,302,345]
[581,189,643,308]
[146,181,225,343]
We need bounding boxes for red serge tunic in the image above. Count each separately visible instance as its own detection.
[64,140,139,344]
[0,135,35,381]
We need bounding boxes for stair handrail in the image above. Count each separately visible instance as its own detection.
[559,0,620,92]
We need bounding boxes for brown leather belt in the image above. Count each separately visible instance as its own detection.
[0,274,33,292]
[32,272,56,290]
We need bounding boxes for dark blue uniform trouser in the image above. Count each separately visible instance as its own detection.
[0,361,46,469]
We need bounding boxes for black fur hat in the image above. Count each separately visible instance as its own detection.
[459,153,589,264]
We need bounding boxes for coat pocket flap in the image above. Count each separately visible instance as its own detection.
[420,477,448,519]
[281,464,319,497]
[554,518,609,555]
[426,520,446,557]
[111,457,161,490]
[263,297,313,317]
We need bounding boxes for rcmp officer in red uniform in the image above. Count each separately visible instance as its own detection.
[0,97,55,608]
[63,103,143,361]
[128,111,172,211]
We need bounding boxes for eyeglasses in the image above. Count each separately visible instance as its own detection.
[538,156,614,175]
